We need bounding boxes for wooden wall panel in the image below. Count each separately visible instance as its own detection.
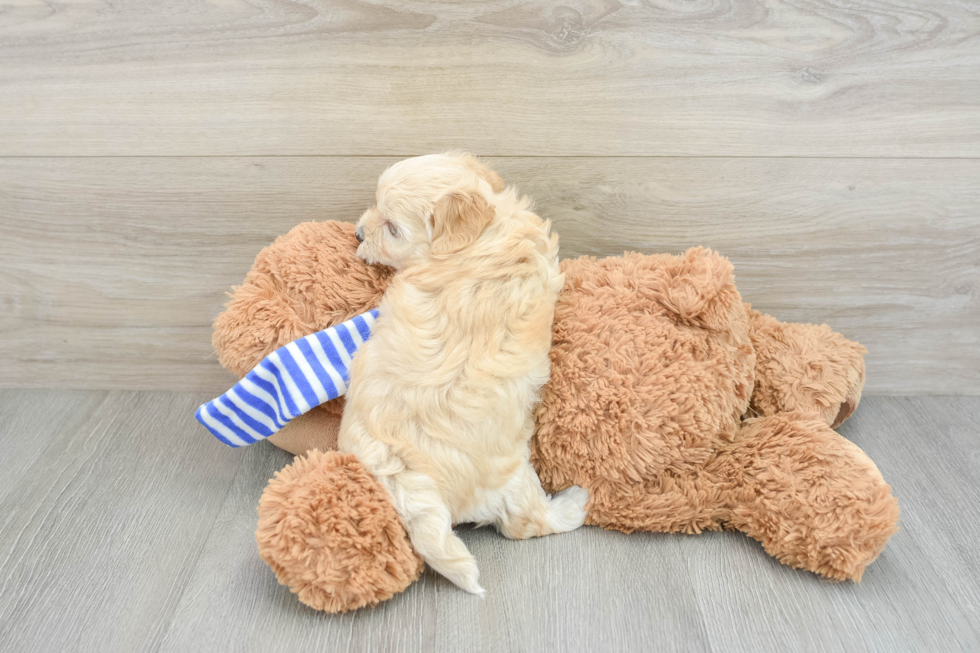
[1,156,976,393]
[0,0,977,156]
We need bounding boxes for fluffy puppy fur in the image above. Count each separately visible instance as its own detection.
[339,153,589,595]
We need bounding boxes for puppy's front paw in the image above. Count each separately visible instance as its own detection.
[548,485,590,533]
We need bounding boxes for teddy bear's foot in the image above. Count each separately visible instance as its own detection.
[747,309,867,428]
[256,450,424,612]
[713,413,899,581]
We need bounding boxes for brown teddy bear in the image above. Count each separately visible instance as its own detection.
[212,219,899,614]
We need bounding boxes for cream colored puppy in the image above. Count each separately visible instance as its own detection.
[339,152,589,596]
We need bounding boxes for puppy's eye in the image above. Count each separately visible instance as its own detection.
[386,221,399,237]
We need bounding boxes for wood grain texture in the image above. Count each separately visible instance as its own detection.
[0,390,244,652]
[159,438,715,653]
[0,0,977,156]
[0,389,106,502]
[0,392,967,653]
[1,156,977,393]
[691,397,980,653]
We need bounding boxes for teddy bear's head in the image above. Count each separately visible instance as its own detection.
[213,221,394,378]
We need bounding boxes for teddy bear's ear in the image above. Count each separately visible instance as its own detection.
[428,190,495,255]
[653,247,741,331]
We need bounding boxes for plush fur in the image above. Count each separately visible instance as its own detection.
[256,450,423,612]
[747,309,867,428]
[213,220,393,378]
[218,159,898,612]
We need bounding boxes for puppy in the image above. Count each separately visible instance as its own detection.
[339,152,589,596]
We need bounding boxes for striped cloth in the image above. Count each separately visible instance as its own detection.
[196,309,379,447]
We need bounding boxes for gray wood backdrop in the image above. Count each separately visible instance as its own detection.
[1,0,978,394]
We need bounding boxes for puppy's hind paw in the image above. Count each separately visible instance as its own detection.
[548,485,590,533]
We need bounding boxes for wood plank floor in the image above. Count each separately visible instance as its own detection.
[0,392,977,653]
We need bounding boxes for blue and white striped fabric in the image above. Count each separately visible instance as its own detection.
[196,309,379,447]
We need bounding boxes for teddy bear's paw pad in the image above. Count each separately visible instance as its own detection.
[256,449,424,613]
[831,398,857,429]
[548,485,590,533]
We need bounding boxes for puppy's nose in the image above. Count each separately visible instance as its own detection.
[355,227,364,243]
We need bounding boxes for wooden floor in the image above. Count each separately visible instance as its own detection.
[0,392,976,653]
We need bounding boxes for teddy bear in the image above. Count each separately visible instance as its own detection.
[210,219,899,614]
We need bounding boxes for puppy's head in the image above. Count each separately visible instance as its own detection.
[354,152,504,270]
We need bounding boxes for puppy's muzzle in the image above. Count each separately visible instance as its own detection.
[355,227,365,243]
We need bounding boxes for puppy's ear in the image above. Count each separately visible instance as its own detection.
[459,154,505,193]
[429,191,495,255]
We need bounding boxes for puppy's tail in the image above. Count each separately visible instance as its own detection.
[381,470,485,597]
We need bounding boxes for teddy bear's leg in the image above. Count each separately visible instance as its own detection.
[572,468,731,536]
[256,450,424,612]
[266,400,345,456]
[709,412,899,581]
[747,308,867,428]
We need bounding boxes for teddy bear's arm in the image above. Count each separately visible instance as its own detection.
[712,412,898,581]
[747,308,866,428]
